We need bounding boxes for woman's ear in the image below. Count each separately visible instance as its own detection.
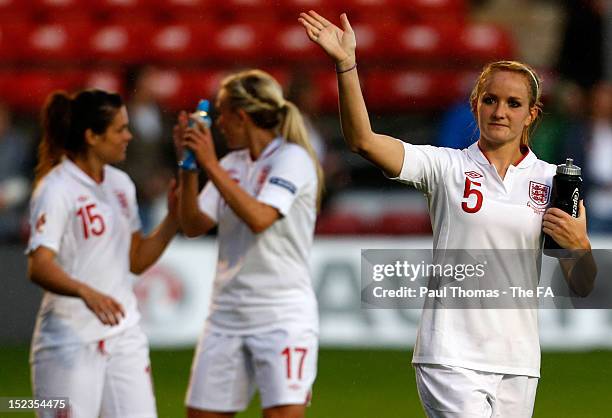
[236,108,250,124]
[84,128,98,146]
[526,107,538,127]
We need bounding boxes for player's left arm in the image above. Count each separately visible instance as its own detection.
[204,161,281,234]
[182,120,281,234]
[542,200,597,296]
[130,178,180,275]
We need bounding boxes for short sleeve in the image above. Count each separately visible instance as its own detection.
[198,180,221,222]
[390,142,456,193]
[26,183,70,254]
[257,146,316,216]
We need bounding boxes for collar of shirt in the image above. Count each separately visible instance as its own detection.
[62,157,106,187]
[467,141,537,169]
[258,136,284,161]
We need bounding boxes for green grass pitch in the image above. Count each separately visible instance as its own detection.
[1,347,610,417]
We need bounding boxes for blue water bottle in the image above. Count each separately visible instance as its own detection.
[179,99,212,170]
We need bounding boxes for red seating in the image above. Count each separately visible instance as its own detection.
[150,0,215,21]
[0,0,31,23]
[455,23,515,62]
[146,69,197,110]
[365,70,435,111]
[207,22,272,63]
[148,23,209,63]
[315,212,365,235]
[387,23,454,62]
[3,71,83,110]
[276,0,335,18]
[186,70,227,105]
[34,0,96,22]
[350,22,391,62]
[311,71,340,113]
[0,24,20,61]
[271,24,326,63]
[217,0,281,19]
[80,70,125,95]
[374,212,432,235]
[20,22,89,62]
[87,23,151,63]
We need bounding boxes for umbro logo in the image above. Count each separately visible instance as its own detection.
[464,171,484,179]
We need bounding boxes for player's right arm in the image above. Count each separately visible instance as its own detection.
[28,247,125,326]
[178,171,216,237]
[174,112,216,237]
[299,10,405,177]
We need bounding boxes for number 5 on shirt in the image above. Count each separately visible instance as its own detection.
[461,177,483,213]
[77,203,106,239]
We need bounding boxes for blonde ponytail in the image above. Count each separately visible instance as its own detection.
[281,101,324,211]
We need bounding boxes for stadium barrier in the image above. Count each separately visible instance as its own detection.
[3,237,612,349]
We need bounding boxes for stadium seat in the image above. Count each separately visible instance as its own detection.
[349,22,393,62]
[34,0,96,22]
[454,23,515,62]
[185,70,228,105]
[80,70,125,95]
[0,24,21,62]
[387,23,453,62]
[90,0,158,21]
[401,0,466,21]
[336,0,404,23]
[6,71,83,110]
[271,24,326,63]
[364,70,443,111]
[20,22,89,62]
[311,71,340,113]
[0,0,32,14]
[146,69,195,111]
[148,23,209,63]
[87,23,151,64]
[276,0,335,18]
[150,0,216,21]
[217,0,283,20]
[207,22,272,63]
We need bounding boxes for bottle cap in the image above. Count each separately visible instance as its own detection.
[556,158,581,176]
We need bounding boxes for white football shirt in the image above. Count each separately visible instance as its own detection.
[198,137,319,334]
[27,158,142,352]
[394,141,557,377]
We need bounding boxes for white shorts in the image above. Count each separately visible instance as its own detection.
[415,364,538,418]
[186,326,318,412]
[31,325,157,418]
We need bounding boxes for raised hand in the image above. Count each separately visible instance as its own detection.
[299,11,356,68]
[183,116,218,170]
[78,284,125,326]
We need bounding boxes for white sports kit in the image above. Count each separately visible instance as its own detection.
[27,159,156,418]
[393,142,556,417]
[186,137,319,412]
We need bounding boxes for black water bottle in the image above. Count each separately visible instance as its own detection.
[543,158,582,256]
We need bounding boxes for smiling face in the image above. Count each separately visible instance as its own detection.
[88,106,133,164]
[475,70,537,148]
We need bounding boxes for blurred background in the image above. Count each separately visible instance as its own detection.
[1,0,611,417]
